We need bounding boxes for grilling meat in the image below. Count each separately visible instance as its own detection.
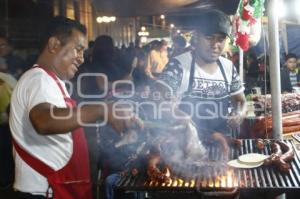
[147,148,171,183]
[145,120,207,181]
[252,93,300,115]
[264,142,282,166]
[274,141,295,173]
[276,141,295,162]
[255,138,265,151]
[264,141,295,173]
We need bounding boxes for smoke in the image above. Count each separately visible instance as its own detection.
[98,94,228,179]
[155,119,210,177]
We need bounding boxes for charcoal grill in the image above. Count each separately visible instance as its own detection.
[116,139,300,197]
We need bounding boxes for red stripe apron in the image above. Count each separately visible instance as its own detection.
[12,66,92,199]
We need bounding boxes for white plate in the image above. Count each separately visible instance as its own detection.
[227,159,264,169]
[238,153,269,164]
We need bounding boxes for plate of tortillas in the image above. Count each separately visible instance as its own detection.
[227,153,269,169]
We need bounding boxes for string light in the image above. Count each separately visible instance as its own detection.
[96,16,116,23]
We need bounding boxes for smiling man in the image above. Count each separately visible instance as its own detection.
[9,16,142,199]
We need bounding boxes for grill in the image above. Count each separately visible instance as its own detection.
[116,139,300,194]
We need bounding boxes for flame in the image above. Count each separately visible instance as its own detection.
[221,175,226,187]
[165,167,171,177]
[167,178,172,187]
[178,179,184,187]
[146,167,238,188]
[226,170,233,187]
[214,169,237,188]
[184,181,189,187]
[149,180,154,187]
[154,181,160,187]
[208,178,214,187]
[172,179,178,187]
[190,179,195,188]
[161,167,171,187]
[215,180,220,188]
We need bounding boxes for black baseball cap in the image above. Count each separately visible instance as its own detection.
[178,9,232,36]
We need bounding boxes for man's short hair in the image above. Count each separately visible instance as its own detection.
[40,16,86,50]
[285,53,297,61]
[173,36,186,48]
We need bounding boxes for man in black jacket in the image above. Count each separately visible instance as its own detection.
[281,53,300,93]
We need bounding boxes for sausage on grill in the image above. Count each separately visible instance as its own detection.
[263,142,282,166]
[255,138,265,151]
[264,140,295,173]
[273,140,295,173]
[276,140,295,162]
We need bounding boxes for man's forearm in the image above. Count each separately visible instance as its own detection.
[30,103,108,135]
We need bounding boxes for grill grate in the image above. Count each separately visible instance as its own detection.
[116,139,300,192]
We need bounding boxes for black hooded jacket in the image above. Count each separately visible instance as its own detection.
[281,67,300,93]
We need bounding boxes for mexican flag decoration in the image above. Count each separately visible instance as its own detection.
[234,0,265,51]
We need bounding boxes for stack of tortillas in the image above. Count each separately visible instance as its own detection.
[227,153,269,168]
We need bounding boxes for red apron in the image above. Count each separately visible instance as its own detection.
[12,66,92,199]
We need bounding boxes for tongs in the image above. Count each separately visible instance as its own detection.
[143,120,186,131]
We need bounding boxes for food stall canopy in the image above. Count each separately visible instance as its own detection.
[92,0,240,16]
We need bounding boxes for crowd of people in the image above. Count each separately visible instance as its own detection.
[0,8,300,199]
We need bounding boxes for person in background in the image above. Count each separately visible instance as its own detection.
[170,35,187,57]
[0,57,18,89]
[85,40,95,64]
[9,16,142,199]
[0,57,16,189]
[0,35,26,79]
[281,53,300,93]
[245,53,260,94]
[86,35,125,94]
[145,40,169,80]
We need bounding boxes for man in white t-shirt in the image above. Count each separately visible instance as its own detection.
[156,9,247,150]
[9,16,142,199]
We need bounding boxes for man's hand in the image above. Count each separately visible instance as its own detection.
[211,132,229,158]
[227,111,244,129]
[229,93,247,129]
[106,102,144,134]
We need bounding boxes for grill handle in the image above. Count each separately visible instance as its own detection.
[196,187,239,197]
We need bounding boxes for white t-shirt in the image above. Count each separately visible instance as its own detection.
[9,67,73,195]
[159,51,244,99]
